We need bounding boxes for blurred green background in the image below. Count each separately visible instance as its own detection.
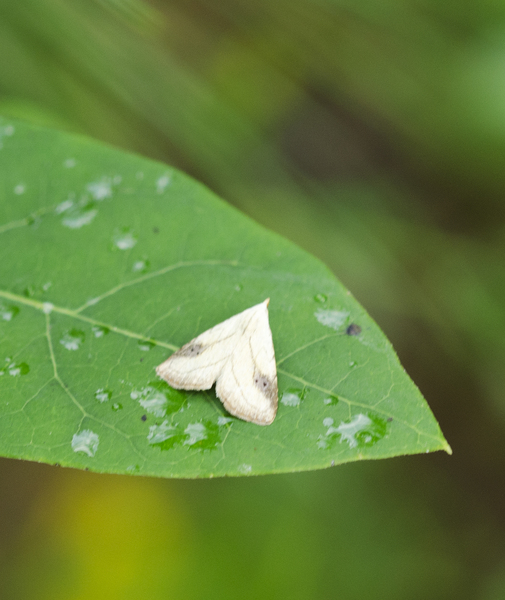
[1,1,504,598]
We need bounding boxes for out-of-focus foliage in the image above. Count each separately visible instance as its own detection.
[0,0,504,598]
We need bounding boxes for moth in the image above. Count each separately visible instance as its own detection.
[156,299,278,425]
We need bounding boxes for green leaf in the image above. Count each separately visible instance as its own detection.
[0,118,450,478]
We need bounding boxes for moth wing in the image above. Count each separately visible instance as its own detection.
[155,308,245,390]
[215,300,278,425]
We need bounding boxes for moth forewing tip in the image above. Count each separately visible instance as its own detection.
[253,413,276,426]
[221,402,277,426]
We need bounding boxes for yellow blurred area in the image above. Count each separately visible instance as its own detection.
[3,469,191,600]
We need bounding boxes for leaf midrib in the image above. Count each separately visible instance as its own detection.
[0,288,451,454]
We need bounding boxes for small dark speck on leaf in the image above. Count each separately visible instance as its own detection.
[387,417,393,422]
[140,358,144,362]
[346,323,362,336]
[141,415,147,422]
[153,227,159,234]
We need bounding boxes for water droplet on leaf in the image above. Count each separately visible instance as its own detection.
[0,357,29,377]
[138,340,155,351]
[92,325,110,338]
[95,388,112,403]
[60,329,85,351]
[0,304,19,321]
[156,174,171,193]
[112,228,137,250]
[60,199,98,229]
[281,388,306,407]
[87,177,113,200]
[72,430,99,457]
[315,309,349,330]
[147,419,221,451]
[323,395,338,406]
[317,413,388,450]
[132,259,149,273]
[131,381,185,417]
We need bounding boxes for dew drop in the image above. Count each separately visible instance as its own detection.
[315,309,350,330]
[87,177,112,200]
[147,419,221,451]
[138,340,155,351]
[92,325,110,338]
[238,463,252,474]
[323,396,338,406]
[111,402,123,411]
[60,329,85,351]
[71,430,99,457]
[95,388,112,403]
[113,228,137,250]
[147,421,183,448]
[132,259,149,273]
[0,357,30,377]
[55,199,74,214]
[184,422,207,446]
[280,388,306,407]
[314,293,327,303]
[187,421,220,449]
[59,199,98,229]
[0,124,14,149]
[136,392,167,416]
[317,413,388,450]
[42,302,54,315]
[0,304,19,321]
[156,174,171,193]
[133,383,184,416]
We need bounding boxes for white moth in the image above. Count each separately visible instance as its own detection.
[156,299,278,425]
